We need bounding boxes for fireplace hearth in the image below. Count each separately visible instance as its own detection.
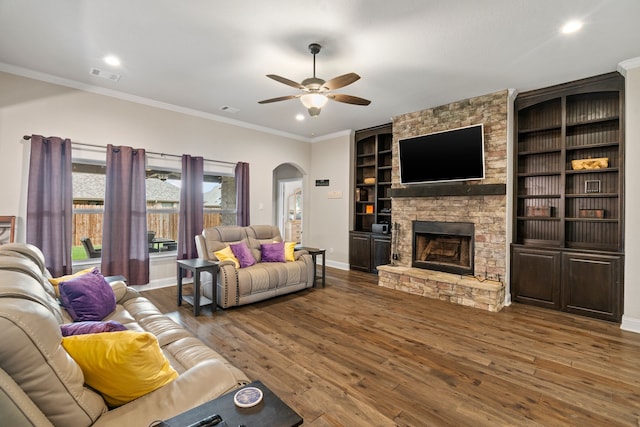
[412,221,474,275]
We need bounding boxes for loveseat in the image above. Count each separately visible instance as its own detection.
[0,243,249,427]
[195,225,315,308]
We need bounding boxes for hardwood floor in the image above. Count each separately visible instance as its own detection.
[141,267,640,426]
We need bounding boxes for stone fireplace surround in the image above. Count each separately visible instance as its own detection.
[377,90,509,312]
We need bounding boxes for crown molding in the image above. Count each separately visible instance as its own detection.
[618,57,640,76]
[0,62,318,143]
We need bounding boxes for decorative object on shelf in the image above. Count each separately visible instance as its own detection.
[356,188,368,201]
[365,205,374,214]
[579,209,605,218]
[363,177,376,184]
[372,223,389,234]
[584,180,601,193]
[526,206,553,217]
[571,157,609,170]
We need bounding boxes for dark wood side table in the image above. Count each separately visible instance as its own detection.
[159,380,303,427]
[296,246,326,288]
[176,259,218,316]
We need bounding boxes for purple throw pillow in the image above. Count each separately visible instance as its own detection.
[230,241,257,268]
[61,320,128,337]
[59,269,117,321]
[261,242,285,262]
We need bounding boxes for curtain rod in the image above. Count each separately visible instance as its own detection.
[22,135,237,166]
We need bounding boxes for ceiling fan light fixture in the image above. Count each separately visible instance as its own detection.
[306,107,322,117]
[300,93,328,109]
[259,42,371,112]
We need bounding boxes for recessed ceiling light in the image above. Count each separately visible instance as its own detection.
[219,105,239,113]
[103,55,121,67]
[561,20,583,34]
[296,114,305,121]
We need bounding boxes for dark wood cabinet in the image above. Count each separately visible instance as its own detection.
[350,124,392,273]
[349,231,391,273]
[511,72,624,322]
[512,246,562,309]
[562,252,622,321]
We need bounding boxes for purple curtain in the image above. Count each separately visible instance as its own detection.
[177,155,203,261]
[235,162,250,226]
[101,145,149,285]
[26,135,73,276]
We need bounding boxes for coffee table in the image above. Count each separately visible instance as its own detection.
[160,380,303,427]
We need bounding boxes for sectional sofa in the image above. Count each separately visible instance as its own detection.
[0,243,249,427]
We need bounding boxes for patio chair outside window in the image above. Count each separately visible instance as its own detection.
[80,237,101,258]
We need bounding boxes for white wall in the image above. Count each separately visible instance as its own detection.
[307,132,352,269]
[621,60,640,332]
[0,71,325,285]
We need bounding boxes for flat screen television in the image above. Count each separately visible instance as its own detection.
[398,124,485,184]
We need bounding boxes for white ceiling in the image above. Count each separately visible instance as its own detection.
[1,0,639,141]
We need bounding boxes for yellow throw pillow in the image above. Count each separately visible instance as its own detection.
[48,267,94,296]
[284,242,296,262]
[214,246,240,268]
[62,330,178,407]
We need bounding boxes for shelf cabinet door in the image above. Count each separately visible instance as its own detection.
[349,231,391,273]
[372,235,391,270]
[349,232,372,272]
[562,252,622,321]
[512,246,561,309]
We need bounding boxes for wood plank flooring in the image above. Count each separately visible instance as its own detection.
[141,267,640,426]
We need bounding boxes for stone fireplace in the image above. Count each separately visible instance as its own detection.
[377,89,509,312]
[412,221,474,275]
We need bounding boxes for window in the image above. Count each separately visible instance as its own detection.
[71,161,236,261]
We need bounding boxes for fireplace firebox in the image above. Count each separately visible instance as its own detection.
[412,221,474,275]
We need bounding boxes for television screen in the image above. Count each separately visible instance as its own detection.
[398,124,485,184]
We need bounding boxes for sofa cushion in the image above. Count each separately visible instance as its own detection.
[285,242,296,262]
[261,242,285,262]
[230,241,257,268]
[48,267,94,297]
[58,269,116,321]
[62,330,179,407]
[61,320,128,336]
[213,246,240,268]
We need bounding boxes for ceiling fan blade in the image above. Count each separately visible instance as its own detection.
[258,95,300,104]
[323,73,360,90]
[266,74,305,90]
[328,93,371,106]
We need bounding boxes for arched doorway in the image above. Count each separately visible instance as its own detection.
[273,163,304,243]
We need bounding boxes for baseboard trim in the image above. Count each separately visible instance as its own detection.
[620,315,640,334]
[130,276,182,292]
[326,260,349,271]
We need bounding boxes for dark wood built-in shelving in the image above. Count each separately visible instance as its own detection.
[511,72,624,322]
[350,124,392,273]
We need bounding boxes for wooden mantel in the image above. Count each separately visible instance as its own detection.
[389,183,506,198]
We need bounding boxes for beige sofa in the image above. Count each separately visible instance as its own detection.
[0,243,249,427]
[195,225,315,308]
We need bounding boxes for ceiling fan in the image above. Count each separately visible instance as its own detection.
[258,43,371,117]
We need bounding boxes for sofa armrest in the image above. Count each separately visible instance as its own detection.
[109,280,140,304]
[294,249,309,260]
[91,360,245,427]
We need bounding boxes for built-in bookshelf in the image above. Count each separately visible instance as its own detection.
[512,72,624,322]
